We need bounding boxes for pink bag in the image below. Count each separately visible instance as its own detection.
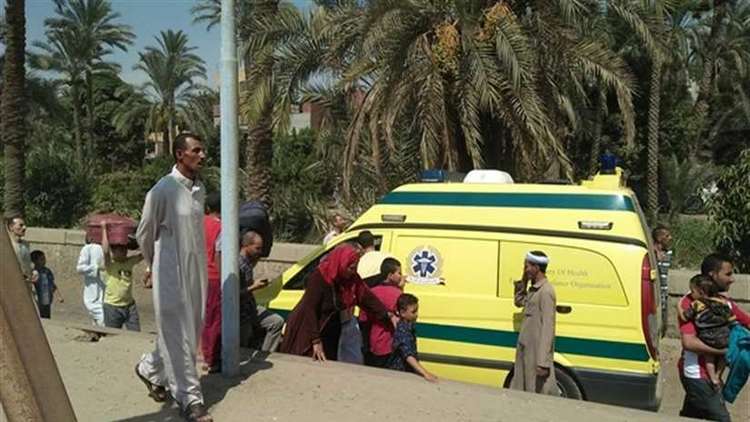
[86,214,137,246]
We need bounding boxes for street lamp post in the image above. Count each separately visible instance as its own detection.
[219,0,240,377]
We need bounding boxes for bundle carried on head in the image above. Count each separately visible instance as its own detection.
[86,213,137,247]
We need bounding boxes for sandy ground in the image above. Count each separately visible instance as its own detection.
[41,321,694,422]
[37,274,750,422]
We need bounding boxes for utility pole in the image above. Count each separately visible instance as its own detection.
[220,0,240,377]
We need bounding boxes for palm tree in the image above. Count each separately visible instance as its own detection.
[2,0,27,217]
[193,0,289,210]
[124,30,206,155]
[180,89,220,149]
[610,0,672,220]
[690,1,730,155]
[693,2,750,154]
[110,82,164,153]
[326,1,636,194]
[31,0,133,164]
[242,4,333,210]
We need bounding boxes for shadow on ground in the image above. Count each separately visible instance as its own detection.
[115,349,273,422]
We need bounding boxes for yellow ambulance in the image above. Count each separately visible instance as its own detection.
[265,168,662,411]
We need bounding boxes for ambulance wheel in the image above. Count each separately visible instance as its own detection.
[555,368,583,399]
[502,367,583,400]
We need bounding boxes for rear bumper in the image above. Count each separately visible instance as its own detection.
[573,367,661,411]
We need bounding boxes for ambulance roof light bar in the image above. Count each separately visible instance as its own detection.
[419,169,466,183]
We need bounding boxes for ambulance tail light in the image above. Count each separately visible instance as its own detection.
[641,253,659,359]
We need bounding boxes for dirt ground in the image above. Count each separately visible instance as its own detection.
[38,274,749,422]
[42,321,691,422]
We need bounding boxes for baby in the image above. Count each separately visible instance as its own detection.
[682,274,735,389]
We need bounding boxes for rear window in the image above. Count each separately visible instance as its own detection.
[499,241,628,306]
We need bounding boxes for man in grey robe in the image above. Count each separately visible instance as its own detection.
[135,133,212,422]
[511,250,558,395]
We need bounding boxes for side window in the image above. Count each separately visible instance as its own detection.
[283,252,328,291]
[498,241,627,306]
[283,232,384,290]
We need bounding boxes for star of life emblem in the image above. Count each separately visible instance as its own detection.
[406,246,444,285]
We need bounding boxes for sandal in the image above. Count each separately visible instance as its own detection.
[134,364,169,402]
[201,362,221,374]
[182,402,213,422]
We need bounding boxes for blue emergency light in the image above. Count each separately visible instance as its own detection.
[419,169,466,183]
[420,169,448,182]
[599,151,618,174]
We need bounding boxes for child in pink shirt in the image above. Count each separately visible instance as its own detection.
[360,258,404,367]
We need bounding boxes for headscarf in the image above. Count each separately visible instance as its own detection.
[318,244,362,309]
[526,251,549,265]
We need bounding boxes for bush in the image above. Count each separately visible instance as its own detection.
[91,156,220,221]
[91,156,174,219]
[707,149,750,272]
[670,216,715,270]
[660,155,714,221]
[24,147,93,228]
[271,130,334,242]
[91,171,156,219]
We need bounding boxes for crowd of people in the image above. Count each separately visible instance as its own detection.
[4,131,748,422]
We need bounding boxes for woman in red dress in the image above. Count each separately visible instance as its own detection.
[280,244,395,361]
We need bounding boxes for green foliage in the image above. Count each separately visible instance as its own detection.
[271,129,333,242]
[24,146,92,228]
[660,155,714,221]
[670,216,715,270]
[90,156,220,221]
[707,149,750,272]
[659,85,701,161]
[6,0,750,250]
[91,157,172,218]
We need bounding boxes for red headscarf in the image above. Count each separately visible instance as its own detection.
[318,244,362,309]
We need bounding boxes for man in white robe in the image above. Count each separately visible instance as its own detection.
[76,241,106,326]
[135,133,212,422]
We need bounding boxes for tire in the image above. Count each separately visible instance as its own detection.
[555,367,583,399]
[503,367,583,400]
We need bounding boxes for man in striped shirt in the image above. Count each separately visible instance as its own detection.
[678,254,750,421]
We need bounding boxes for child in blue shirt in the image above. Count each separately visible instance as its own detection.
[387,293,437,382]
[30,250,63,319]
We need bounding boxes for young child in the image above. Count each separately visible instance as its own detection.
[30,250,63,319]
[100,221,143,331]
[682,274,735,389]
[387,293,437,382]
[360,258,405,367]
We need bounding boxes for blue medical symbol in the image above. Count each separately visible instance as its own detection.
[412,249,437,278]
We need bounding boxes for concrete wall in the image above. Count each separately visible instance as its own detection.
[24,227,317,332]
[668,269,749,302]
[25,227,317,281]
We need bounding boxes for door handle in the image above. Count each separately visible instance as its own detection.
[556,305,572,314]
